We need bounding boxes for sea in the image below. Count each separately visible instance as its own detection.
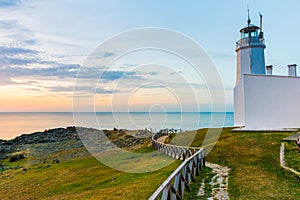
[0,112,234,140]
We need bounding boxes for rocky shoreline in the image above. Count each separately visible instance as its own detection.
[0,127,78,159]
[0,127,153,160]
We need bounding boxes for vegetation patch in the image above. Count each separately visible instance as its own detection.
[184,167,214,200]
[9,153,25,162]
[187,128,300,200]
[284,141,300,173]
[0,132,180,200]
[1,127,300,199]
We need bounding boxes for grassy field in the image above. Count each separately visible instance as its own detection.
[1,128,299,199]
[184,167,214,200]
[0,142,181,200]
[284,141,300,172]
[188,128,300,200]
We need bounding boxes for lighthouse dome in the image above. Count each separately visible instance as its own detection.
[240,24,260,33]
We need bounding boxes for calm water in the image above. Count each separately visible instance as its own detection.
[0,112,234,140]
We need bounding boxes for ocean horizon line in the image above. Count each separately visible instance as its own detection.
[0,112,234,140]
[0,111,234,114]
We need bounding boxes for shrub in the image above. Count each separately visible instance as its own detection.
[9,154,25,162]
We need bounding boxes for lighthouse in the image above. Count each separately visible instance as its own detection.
[235,14,266,84]
[234,13,300,130]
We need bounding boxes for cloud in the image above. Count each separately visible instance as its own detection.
[0,46,38,55]
[44,85,118,95]
[145,71,158,76]
[0,63,146,97]
[0,64,80,84]
[170,71,183,75]
[0,56,36,66]
[103,52,114,58]
[101,71,138,81]
[0,46,54,66]
[0,76,14,85]
[76,67,145,81]
[1,63,148,85]
[118,63,139,69]
[0,0,22,7]
[140,85,166,89]
[0,20,36,46]
[0,20,21,29]
[95,87,120,94]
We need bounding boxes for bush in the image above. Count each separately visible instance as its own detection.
[9,154,25,162]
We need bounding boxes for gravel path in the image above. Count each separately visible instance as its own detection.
[156,135,168,143]
[198,162,230,200]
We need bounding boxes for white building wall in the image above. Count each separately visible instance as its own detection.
[243,74,300,129]
[234,80,245,126]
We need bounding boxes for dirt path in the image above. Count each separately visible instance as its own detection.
[156,135,168,143]
[154,134,230,199]
[198,162,230,200]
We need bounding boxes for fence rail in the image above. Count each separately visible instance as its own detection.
[152,131,201,160]
[149,148,205,200]
[149,131,206,200]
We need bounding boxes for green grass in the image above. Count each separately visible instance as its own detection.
[186,128,300,200]
[184,167,214,200]
[0,144,181,200]
[284,141,300,173]
[1,128,300,199]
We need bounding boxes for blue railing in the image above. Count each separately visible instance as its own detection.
[236,36,265,48]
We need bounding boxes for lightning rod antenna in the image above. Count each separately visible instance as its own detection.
[247,5,251,25]
[259,12,263,32]
[259,12,264,38]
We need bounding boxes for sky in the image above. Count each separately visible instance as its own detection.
[1,0,300,112]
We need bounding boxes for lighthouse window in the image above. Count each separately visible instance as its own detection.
[242,31,258,39]
[250,31,258,37]
[242,32,249,38]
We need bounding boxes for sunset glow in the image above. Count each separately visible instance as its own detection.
[0,0,299,112]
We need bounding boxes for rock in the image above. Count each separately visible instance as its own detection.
[198,162,230,200]
[0,127,152,164]
[52,158,60,164]
[0,127,80,159]
[67,126,76,132]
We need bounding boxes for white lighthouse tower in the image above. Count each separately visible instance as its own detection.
[234,13,300,130]
[235,13,266,84]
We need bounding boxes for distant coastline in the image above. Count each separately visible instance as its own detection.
[0,111,234,114]
[0,112,234,140]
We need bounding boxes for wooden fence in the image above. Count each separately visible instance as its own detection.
[152,131,201,160]
[149,131,206,200]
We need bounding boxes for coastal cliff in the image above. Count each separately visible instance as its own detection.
[0,127,152,160]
